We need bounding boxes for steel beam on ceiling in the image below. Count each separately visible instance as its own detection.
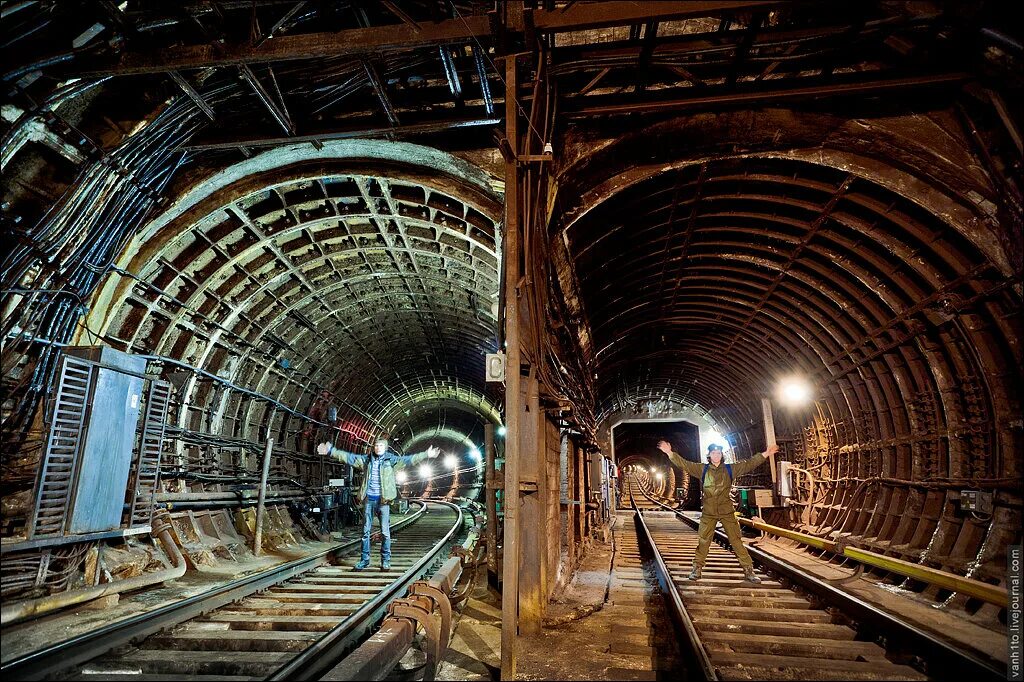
[167,70,216,120]
[530,1,782,33]
[63,2,781,76]
[177,114,500,150]
[562,71,971,116]
[362,59,400,126]
[380,0,421,32]
[238,63,294,135]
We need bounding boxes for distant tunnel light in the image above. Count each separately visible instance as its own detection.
[419,464,433,479]
[469,447,481,460]
[496,425,507,437]
[395,471,408,484]
[444,454,458,469]
[655,472,664,480]
[778,377,813,406]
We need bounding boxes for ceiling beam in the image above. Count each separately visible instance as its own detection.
[177,115,501,151]
[562,71,971,117]
[63,1,782,76]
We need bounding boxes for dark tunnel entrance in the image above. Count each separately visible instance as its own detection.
[613,420,700,508]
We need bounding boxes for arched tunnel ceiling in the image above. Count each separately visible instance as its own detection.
[89,144,503,446]
[558,151,1021,479]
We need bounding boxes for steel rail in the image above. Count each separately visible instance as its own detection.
[1,502,430,681]
[269,499,465,680]
[633,482,1005,681]
[629,492,718,681]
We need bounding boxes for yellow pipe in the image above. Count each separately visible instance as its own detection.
[738,517,837,551]
[738,517,1008,608]
[842,546,1008,608]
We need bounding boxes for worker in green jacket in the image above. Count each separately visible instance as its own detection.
[657,440,778,582]
[317,434,438,570]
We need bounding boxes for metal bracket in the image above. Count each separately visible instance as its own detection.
[450,545,472,568]
[409,581,452,667]
[388,595,444,681]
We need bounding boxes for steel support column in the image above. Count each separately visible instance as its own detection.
[518,373,544,635]
[484,423,498,581]
[499,53,522,682]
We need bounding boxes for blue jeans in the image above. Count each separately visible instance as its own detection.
[361,497,391,562]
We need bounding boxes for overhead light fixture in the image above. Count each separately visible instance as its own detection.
[496,425,507,437]
[395,471,408,484]
[778,376,813,406]
[418,464,433,479]
[469,447,481,460]
[444,454,458,469]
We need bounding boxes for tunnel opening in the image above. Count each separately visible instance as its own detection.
[613,420,699,506]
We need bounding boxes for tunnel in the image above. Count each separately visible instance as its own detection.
[1,2,1021,681]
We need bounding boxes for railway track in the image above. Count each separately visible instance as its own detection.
[622,474,662,511]
[627,476,1002,681]
[3,500,465,681]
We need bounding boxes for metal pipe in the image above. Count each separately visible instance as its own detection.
[737,514,1009,607]
[0,510,187,626]
[484,423,498,578]
[155,490,304,502]
[253,438,273,556]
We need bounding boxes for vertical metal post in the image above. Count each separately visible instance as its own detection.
[761,397,779,493]
[518,374,543,635]
[500,52,521,682]
[254,438,273,556]
[485,423,498,579]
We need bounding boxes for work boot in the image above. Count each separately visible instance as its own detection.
[381,560,391,570]
[353,558,370,571]
[688,566,701,580]
[742,567,762,583]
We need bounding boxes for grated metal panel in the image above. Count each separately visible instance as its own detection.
[128,380,171,528]
[28,356,93,538]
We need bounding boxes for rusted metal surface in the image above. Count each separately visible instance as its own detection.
[5,501,462,681]
[633,479,1006,680]
[2,4,1021,660]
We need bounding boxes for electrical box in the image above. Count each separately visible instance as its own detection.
[63,346,146,535]
[778,460,793,497]
[960,490,993,514]
[753,489,776,508]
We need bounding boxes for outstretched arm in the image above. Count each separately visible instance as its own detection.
[394,445,440,468]
[657,440,704,478]
[317,442,366,469]
[731,444,779,477]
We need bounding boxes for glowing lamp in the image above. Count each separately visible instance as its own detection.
[778,377,812,406]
